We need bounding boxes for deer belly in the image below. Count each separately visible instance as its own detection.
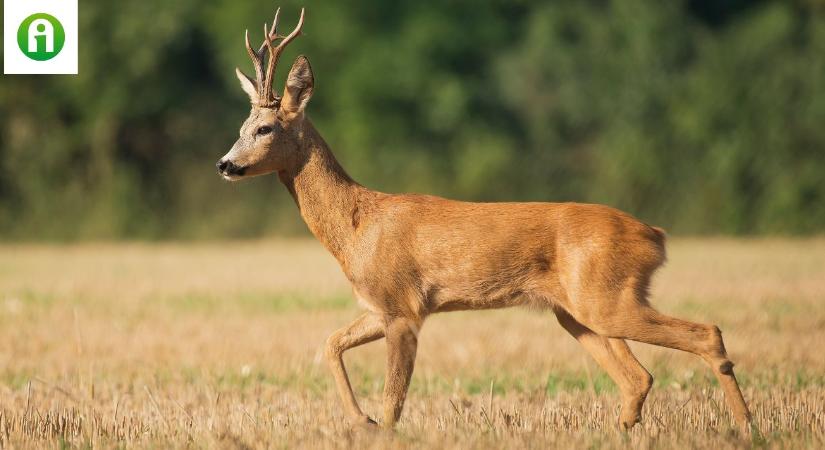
[426,280,532,313]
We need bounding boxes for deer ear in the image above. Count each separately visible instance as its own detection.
[281,56,314,115]
[235,67,258,103]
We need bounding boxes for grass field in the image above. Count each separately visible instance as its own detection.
[1,239,824,448]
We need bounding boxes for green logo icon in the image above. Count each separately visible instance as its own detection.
[17,13,65,61]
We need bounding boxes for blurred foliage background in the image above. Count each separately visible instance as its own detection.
[1,0,824,240]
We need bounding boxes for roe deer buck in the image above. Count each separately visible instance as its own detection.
[216,7,753,433]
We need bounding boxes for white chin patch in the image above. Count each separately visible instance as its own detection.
[222,174,244,182]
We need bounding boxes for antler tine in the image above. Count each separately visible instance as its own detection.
[263,22,277,102]
[242,7,280,102]
[244,29,264,90]
[257,7,281,55]
[261,8,305,102]
[274,8,305,59]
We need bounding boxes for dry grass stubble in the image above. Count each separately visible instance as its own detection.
[1,239,824,448]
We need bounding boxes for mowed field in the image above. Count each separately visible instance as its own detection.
[1,239,824,449]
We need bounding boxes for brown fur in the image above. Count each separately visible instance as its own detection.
[217,8,753,433]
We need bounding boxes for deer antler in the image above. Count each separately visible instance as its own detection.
[243,7,305,107]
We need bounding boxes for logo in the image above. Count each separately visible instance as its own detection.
[17,13,65,61]
[4,0,78,74]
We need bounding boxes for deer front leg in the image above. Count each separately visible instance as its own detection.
[382,317,420,428]
[325,312,385,426]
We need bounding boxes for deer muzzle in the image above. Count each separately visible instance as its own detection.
[216,159,246,179]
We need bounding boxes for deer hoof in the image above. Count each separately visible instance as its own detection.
[350,415,378,430]
[620,414,641,431]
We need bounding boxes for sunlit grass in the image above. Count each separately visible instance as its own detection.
[1,238,824,448]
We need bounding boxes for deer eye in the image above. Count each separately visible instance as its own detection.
[256,126,273,136]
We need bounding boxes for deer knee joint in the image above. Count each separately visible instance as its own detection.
[324,335,342,361]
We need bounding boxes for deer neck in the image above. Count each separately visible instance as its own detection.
[278,120,364,266]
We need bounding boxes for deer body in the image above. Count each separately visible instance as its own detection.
[283,122,665,319]
[218,7,753,433]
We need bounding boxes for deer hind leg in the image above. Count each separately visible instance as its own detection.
[382,317,420,428]
[555,308,653,430]
[583,286,752,432]
[325,312,385,426]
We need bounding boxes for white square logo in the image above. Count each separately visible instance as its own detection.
[3,0,78,74]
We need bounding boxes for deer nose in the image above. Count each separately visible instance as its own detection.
[216,159,246,177]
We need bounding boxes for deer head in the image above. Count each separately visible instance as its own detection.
[217,8,314,180]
